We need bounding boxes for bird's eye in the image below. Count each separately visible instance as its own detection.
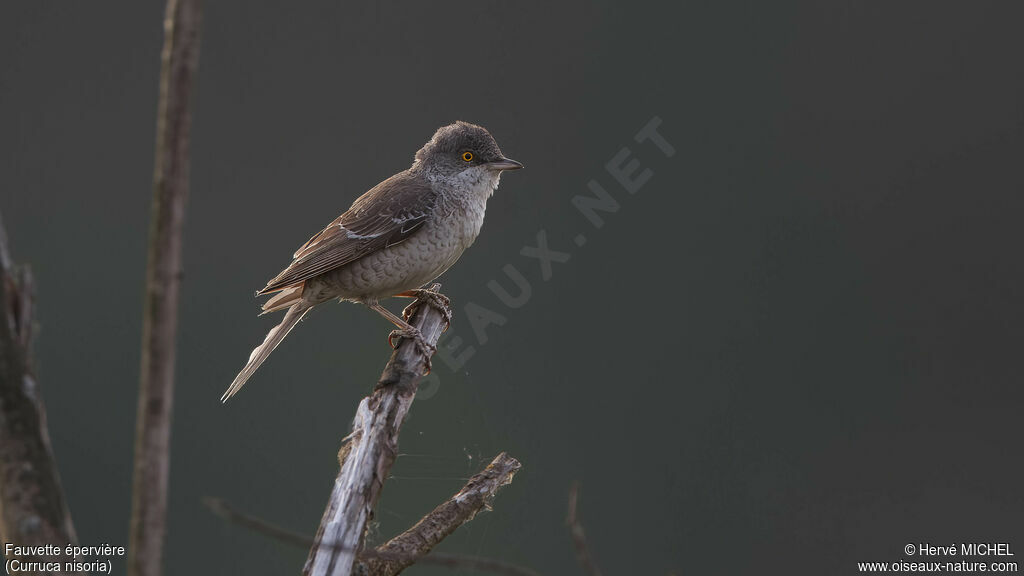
[462,151,474,162]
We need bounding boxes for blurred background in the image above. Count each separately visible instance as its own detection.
[2,2,1023,574]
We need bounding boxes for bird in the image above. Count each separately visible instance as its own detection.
[221,121,523,402]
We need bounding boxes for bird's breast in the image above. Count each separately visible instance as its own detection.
[319,214,473,301]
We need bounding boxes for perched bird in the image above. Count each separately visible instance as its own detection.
[221,121,522,402]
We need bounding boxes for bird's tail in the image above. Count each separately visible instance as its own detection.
[221,301,312,402]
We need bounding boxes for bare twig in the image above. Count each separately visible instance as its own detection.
[205,497,313,550]
[567,482,603,576]
[127,1,203,575]
[365,452,522,576]
[0,213,79,571]
[304,286,449,576]
[367,552,540,576]
[364,549,540,576]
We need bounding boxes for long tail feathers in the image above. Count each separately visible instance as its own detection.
[260,284,304,315]
[221,302,311,402]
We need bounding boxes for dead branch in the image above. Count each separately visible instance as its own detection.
[127,1,203,575]
[364,452,522,576]
[567,482,603,576]
[304,285,447,576]
[207,498,538,576]
[207,451,533,576]
[0,213,79,570]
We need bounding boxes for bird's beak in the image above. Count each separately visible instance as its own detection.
[487,157,524,171]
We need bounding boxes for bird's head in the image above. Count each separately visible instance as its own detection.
[414,121,523,183]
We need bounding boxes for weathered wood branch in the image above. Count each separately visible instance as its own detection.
[207,452,532,576]
[127,1,203,575]
[364,452,521,576]
[304,285,449,576]
[0,213,79,569]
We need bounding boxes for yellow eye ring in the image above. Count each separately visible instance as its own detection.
[462,151,474,162]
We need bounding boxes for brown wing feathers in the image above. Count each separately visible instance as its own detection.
[257,171,436,296]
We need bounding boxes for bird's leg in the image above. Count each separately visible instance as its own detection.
[365,301,424,348]
[393,285,453,329]
[365,301,436,371]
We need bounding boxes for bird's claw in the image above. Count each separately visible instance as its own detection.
[387,327,436,373]
[387,329,404,350]
[402,287,453,331]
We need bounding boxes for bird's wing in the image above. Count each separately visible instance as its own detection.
[258,171,437,295]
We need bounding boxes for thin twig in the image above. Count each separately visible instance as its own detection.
[367,551,540,576]
[567,482,603,576]
[206,496,540,576]
[365,452,522,576]
[0,213,79,571]
[128,1,203,575]
[205,498,313,550]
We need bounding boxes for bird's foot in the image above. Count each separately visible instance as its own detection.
[400,285,453,330]
[387,326,437,373]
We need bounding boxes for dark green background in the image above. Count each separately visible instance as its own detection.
[3,2,1022,574]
